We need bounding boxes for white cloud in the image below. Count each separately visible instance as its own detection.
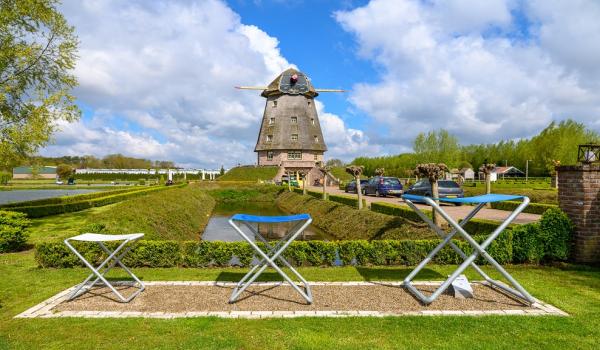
[43,0,363,167]
[336,0,600,150]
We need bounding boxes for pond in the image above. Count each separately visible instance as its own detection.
[201,202,331,242]
[0,189,102,205]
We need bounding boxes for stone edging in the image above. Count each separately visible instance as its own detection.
[15,281,569,319]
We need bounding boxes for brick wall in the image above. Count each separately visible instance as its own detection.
[557,165,600,263]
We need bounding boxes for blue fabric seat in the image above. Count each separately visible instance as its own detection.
[402,193,524,204]
[230,213,310,223]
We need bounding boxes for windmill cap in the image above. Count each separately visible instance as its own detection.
[261,68,318,98]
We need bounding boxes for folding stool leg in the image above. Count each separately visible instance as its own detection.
[228,218,313,304]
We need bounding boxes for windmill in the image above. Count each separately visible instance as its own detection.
[236,68,344,184]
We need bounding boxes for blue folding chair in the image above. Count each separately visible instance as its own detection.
[402,194,536,305]
[228,214,313,304]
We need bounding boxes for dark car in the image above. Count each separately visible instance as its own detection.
[404,180,464,205]
[345,179,368,193]
[362,176,403,197]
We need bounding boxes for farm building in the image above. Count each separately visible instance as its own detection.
[12,166,57,179]
[479,166,525,181]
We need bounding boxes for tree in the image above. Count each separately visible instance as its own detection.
[317,164,331,200]
[415,163,448,226]
[346,165,365,209]
[1,0,80,169]
[56,163,72,179]
[325,158,344,167]
[479,162,496,196]
[219,165,225,176]
[413,130,460,167]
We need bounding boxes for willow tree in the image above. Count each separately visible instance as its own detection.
[479,162,496,195]
[415,163,448,225]
[317,164,331,200]
[1,0,80,169]
[346,165,364,209]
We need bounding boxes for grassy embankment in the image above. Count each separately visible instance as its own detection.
[217,166,279,181]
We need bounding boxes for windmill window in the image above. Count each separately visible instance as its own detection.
[314,135,318,143]
[269,117,275,124]
[308,100,311,106]
[311,118,315,126]
[287,151,302,160]
[291,116,297,123]
[273,101,277,107]
[291,134,298,141]
[314,154,318,160]
[266,135,273,142]
[267,151,274,160]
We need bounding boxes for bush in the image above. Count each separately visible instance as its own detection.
[0,211,31,252]
[0,171,10,185]
[328,194,367,209]
[217,166,279,181]
[538,207,573,261]
[491,201,558,215]
[5,185,181,218]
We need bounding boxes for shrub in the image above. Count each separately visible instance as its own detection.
[491,201,558,215]
[328,194,367,209]
[217,166,279,181]
[538,207,573,261]
[5,185,181,218]
[0,211,31,252]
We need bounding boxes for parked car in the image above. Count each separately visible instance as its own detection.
[362,176,403,197]
[345,179,368,193]
[403,180,464,205]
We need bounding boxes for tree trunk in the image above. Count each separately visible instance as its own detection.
[485,173,491,208]
[431,179,441,226]
[322,173,327,200]
[303,173,308,195]
[287,171,291,192]
[356,176,363,210]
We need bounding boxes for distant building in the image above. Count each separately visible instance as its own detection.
[12,166,57,179]
[481,166,525,181]
[449,168,475,181]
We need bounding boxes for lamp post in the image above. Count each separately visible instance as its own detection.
[525,160,532,183]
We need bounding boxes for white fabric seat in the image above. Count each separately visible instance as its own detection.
[64,232,145,302]
[69,233,144,242]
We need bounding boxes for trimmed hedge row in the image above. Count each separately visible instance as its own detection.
[328,194,368,209]
[369,202,506,235]
[0,210,31,253]
[0,187,143,208]
[6,184,185,218]
[34,207,572,268]
[34,235,512,268]
[491,201,557,215]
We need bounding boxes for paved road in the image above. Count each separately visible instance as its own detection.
[308,186,541,224]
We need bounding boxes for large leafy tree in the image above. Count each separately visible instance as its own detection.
[0,0,79,169]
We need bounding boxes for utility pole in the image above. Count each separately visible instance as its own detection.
[526,160,532,183]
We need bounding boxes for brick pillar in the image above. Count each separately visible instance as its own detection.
[557,165,600,263]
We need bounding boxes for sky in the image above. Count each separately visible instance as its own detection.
[41,0,600,169]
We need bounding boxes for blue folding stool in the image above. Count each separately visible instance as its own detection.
[228,213,313,304]
[402,194,536,305]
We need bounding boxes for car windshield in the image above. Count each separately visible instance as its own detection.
[440,181,459,188]
[383,178,400,185]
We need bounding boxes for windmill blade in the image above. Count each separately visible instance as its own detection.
[315,88,346,92]
[235,86,268,90]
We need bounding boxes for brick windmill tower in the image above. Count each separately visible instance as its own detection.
[236,68,343,183]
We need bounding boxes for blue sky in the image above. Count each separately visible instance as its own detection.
[43,0,600,168]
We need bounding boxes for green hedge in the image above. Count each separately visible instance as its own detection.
[369,202,506,235]
[0,211,31,252]
[328,194,367,209]
[32,219,553,268]
[491,201,558,215]
[6,184,184,218]
[0,187,142,208]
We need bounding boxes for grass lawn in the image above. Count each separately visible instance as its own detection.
[1,249,599,349]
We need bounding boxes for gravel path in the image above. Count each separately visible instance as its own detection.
[309,186,541,224]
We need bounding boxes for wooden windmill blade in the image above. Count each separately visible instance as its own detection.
[236,86,345,92]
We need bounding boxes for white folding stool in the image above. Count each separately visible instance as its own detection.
[402,193,536,305]
[228,213,313,304]
[64,233,145,302]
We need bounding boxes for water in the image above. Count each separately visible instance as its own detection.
[0,189,102,205]
[201,202,330,241]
